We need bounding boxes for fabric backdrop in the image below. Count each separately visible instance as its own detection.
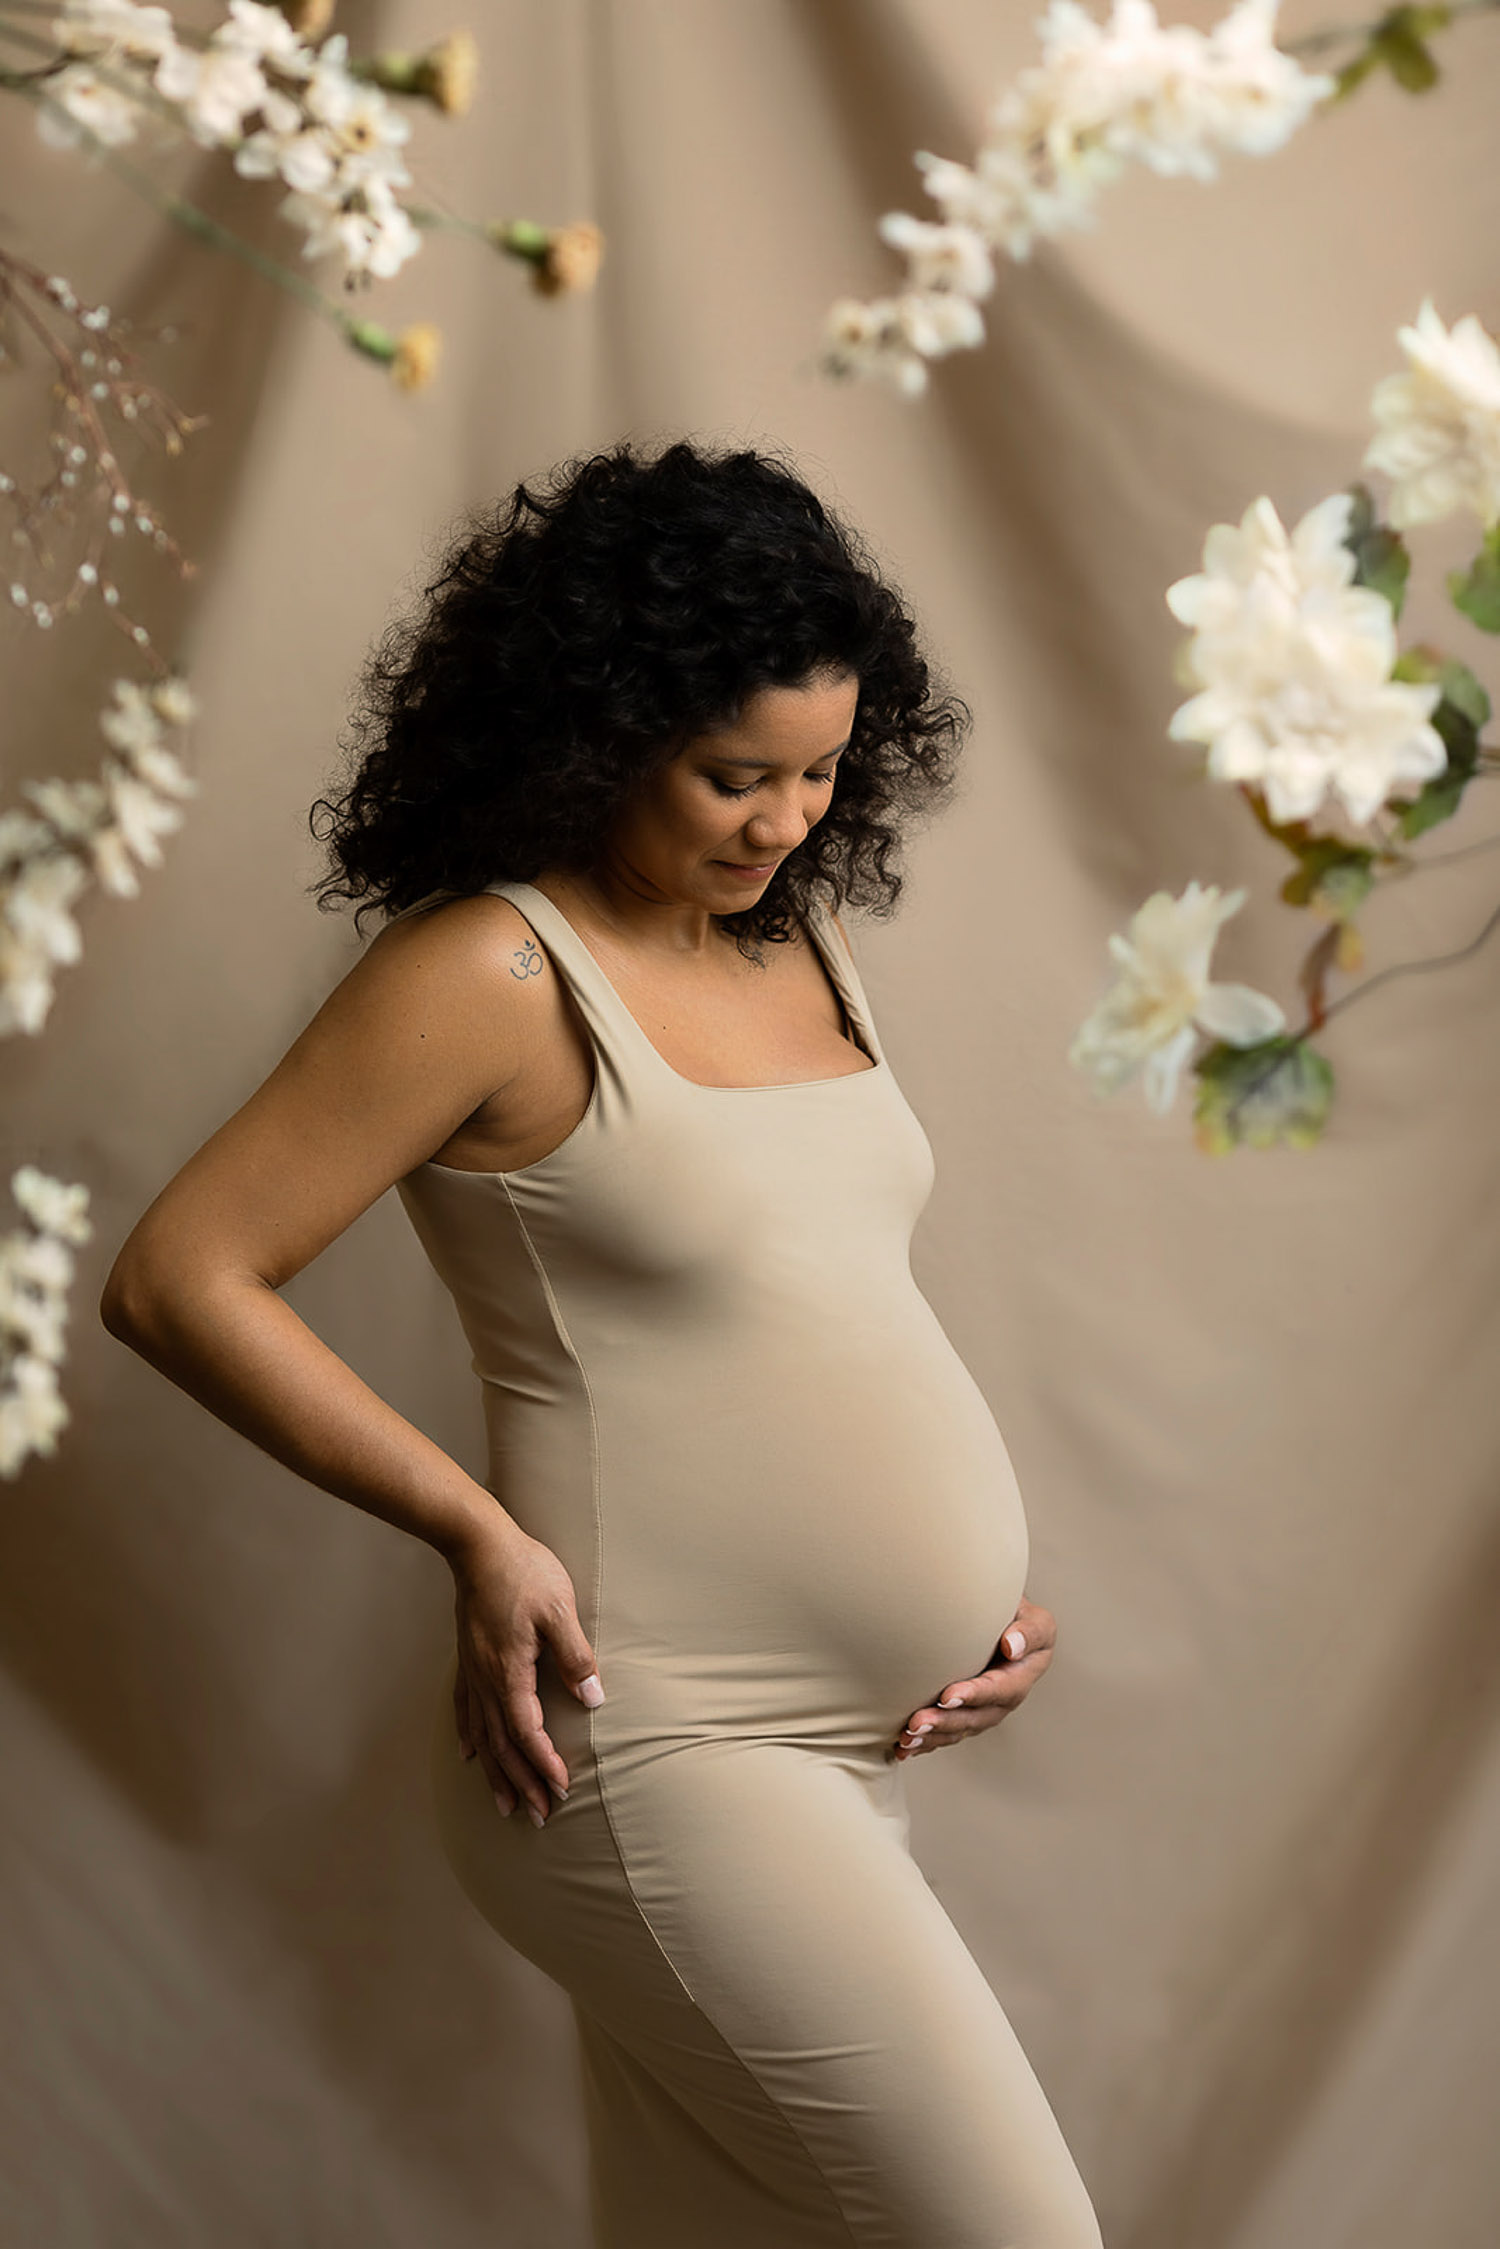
[3,2,1498,2243]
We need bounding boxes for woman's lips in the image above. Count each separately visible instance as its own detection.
[715,859,779,880]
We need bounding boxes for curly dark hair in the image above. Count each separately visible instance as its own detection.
[309,436,970,951]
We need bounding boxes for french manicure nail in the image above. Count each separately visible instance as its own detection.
[550,1780,570,1802]
[527,1805,546,1830]
[938,1695,966,1709]
[578,1674,605,1708]
[493,1792,513,1817]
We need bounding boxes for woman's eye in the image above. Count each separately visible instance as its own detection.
[708,771,837,799]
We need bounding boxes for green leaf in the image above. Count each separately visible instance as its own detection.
[1396,771,1470,839]
[1343,482,1378,543]
[1330,52,1379,102]
[1342,482,1412,618]
[1447,525,1500,633]
[1388,645,1485,834]
[1314,858,1376,918]
[1377,23,1440,90]
[1278,842,1375,916]
[1349,523,1411,618]
[1192,1038,1336,1154]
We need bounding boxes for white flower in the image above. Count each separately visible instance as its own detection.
[1193,0,1337,156]
[4,854,88,964]
[301,44,411,181]
[1070,880,1286,1114]
[0,927,64,1035]
[234,118,339,194]
[895,290,986,358]
[98,677,166,761]
[847,0,1337,373]
[280,179,422,282]
[21,774,107,843]
[822,298,931,397]
[912,149,1035,256]
[0,1166,89,1473]
[1165,492,1447,827]
[876,214,996,299]
[0,1352,71,1476]
[149,675,197,728]
[153,39,270,145]
[0,1242,71,1362]
[1363,298,1500,531]
[53,0,176,65]
[98,765,188,883]
[0,809,54,868]
[216,0,313,73]
[11,1165,92,1247]
[36,65,144,150]
[127,738,197,800]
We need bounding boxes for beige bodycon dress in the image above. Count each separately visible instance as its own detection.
[394,879,1103,2249]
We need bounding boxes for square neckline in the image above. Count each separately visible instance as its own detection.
[412,882,887,1186]
[502,879,883,1096]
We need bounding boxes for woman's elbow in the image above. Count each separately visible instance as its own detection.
[98,1256,156,1346]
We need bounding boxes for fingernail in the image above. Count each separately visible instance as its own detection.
[549,1779,570,1802]
[527,1804,546,1830]
[493,1792,513,1817]
[578,1674,605,1708]
[911,1722,934,1735]
[938,1695,965,1709]
[1004,1631,1027,1659]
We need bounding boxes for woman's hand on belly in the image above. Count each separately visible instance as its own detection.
[447,1520,605,1826]
[892,1593,1055,1762]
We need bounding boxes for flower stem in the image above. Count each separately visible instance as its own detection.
[1281,0,1500,58]
[1,75,369,342]
[1289,890,1500,1042]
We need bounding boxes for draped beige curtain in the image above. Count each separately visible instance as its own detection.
[3,3,1497,2242]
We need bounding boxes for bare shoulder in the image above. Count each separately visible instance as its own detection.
[362,889,555,1022]
[107,891,568,1301]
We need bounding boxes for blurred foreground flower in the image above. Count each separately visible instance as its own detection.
[1069,882,1286,1114]
[1,675,198,1036]
[1364,296,1500,533]
[347,317,442,390]
[7,1,603,371]
[487,217,605,297]
[1164,491,1447,828]
[0,1166,92,1480]
[823,0,1338,394]
[1071,299,1500,1153]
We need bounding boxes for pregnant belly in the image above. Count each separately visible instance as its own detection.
[598,1318,1031,1740]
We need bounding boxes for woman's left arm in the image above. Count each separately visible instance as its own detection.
[893,1593,1056,1761]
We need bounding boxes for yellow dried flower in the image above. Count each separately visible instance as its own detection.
[423,30,478,116]
[279,0,337,40]
[537,222,604,298]
[392,323,442,393]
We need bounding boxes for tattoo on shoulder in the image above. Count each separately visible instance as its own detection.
[510,937,544,981]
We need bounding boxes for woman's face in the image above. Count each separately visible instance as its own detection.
[598,670,861,913]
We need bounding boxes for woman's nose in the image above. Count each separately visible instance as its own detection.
[747,789,815,849]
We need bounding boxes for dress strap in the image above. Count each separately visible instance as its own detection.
[479,880,658,1079]
[805,898,885,1069]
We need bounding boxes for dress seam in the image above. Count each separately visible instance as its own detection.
[494,1179,862,2248]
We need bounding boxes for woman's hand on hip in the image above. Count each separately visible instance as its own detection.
[893,1592,1055,1761]
[447,1520,604,1826]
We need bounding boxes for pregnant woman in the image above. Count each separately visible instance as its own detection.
[101,439,1103,2248]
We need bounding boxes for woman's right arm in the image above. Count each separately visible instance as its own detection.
[98,897,598,1827]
